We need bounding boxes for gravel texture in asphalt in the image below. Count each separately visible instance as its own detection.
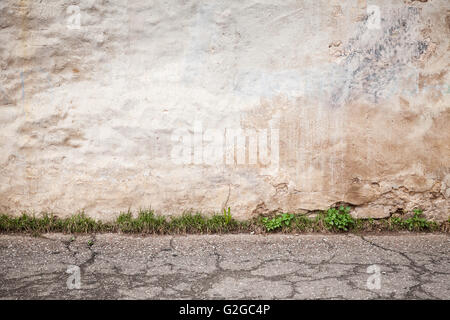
[0,233,448,299]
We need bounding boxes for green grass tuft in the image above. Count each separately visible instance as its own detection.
[0,207,447,235]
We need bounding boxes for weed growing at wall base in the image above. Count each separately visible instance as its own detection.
[0,208,447,235]
[391,209,438,231]
[0,212,106,234]
[261,213,294,232]
[324,206,355,231]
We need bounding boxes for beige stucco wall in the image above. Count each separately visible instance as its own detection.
[0,0,449,220]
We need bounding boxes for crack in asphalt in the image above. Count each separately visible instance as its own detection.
[359,235,442,299]
[0,234,448,299]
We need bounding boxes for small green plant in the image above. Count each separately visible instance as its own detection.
[203,207,238,233]
[324,206,355,231]
[62,213,100,233]
[391,216,404,227]
[403,209,434,231]
[0,208,447,235]
[116,212,135,232]
[293,215,314,231]
[87,239,94,247]
[388,209,438,231]
[118,210,167,233]
[262,213,294,232]
[223,207,232,225]
[136,210,166,233]
[170,213,207,233]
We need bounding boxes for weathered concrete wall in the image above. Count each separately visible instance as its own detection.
[0,0,449,220]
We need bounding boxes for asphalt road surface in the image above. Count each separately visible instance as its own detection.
[0,233,448,299]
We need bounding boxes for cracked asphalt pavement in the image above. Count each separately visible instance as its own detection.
[0,234,449,299]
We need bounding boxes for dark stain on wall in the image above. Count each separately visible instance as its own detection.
[331,7,429,107]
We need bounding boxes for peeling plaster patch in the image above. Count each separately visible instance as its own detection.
[0,0,448,220]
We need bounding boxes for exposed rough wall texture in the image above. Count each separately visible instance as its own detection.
[0,0,449,220]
